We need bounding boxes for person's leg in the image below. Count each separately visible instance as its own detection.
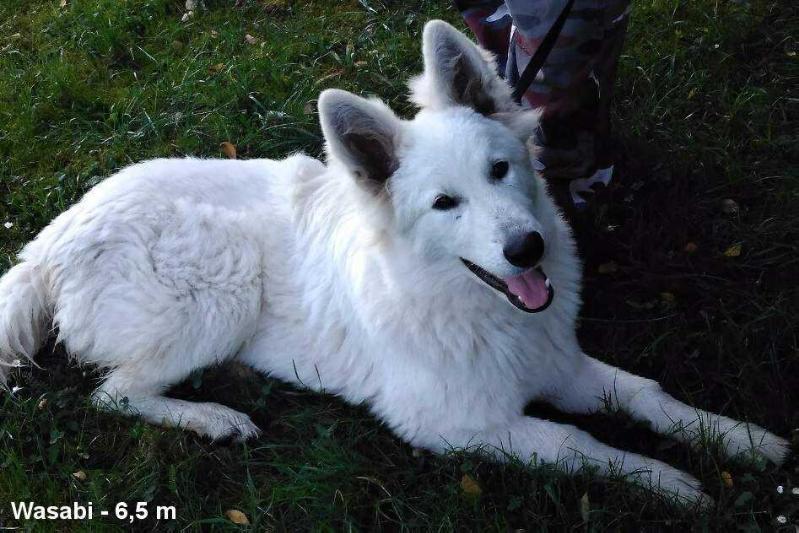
[593,2,630,170]
[565,1,631,206]
[454,0,513,74]
[505,0,631,207]
[505,1,596,113]
[503,0,603,194]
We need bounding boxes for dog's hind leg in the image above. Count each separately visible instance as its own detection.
[548,355,790,465]
[49,199,266,440]
[93,368,260,441]
[82,265,264,441]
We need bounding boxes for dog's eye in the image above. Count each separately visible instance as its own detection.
[432,194,458,211]
[490,160,509,181]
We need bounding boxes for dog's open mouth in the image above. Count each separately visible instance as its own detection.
[461,259,554,313]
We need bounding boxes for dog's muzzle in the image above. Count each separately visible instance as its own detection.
[461,259,554,313]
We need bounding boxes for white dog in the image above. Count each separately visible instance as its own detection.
[0,21,788,504]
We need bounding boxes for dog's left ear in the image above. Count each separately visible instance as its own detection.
[410,20,517,116]
[410,20,540,143]
[318,89,402,194]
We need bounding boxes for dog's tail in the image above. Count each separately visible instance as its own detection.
[0,261,50,388]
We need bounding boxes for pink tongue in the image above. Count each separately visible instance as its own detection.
[504,269,549,309]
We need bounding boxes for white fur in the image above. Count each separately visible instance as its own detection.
[0,20,788,506]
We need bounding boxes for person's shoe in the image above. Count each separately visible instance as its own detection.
[568,165,614,209]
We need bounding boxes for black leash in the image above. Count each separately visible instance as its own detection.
[510,0,575,103]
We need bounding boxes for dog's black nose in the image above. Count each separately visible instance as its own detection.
[503,231,545,268]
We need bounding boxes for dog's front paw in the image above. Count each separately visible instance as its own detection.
[724,424,791,466]
[742,428,790,466]
[649,464,713,509]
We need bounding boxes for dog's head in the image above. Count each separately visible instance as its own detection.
[318,20,555,313]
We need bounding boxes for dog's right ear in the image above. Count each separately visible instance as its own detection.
[318,89,402,194]
[410,20,516,115]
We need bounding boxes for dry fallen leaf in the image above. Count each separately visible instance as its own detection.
[460,474,482,497]
[220,142,237,159]
[721,471,733,488]
[225,509,249,525]
[245,34,259,45]
[315,68,344,86]
[660,292,676,304]
[579,492,590,522]
[723,244,742,257]
[72,471,86,481]
[626,298,656,310]
[208,63,225,74]
[598,261,618,274]
[37,398,48,410]
[684,242,698,253]
[721,198,739,215]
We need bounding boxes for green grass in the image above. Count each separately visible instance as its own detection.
[0,0,797,530]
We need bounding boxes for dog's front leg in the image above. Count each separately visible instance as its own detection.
[432,416,708,505]
[548,355,790,465]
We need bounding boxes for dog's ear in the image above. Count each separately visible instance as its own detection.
[318,89,402,193]
[491,109,543,143]
[410,20,516,115]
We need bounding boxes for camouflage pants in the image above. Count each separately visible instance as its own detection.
[455,0,630,176]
